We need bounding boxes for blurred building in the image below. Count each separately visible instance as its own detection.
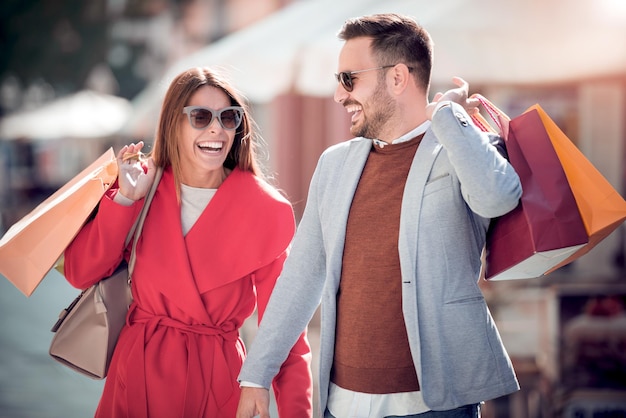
[0,0,290,231]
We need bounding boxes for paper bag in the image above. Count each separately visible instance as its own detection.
[0,148,118,296]
[533,104,626,272]
[471,95,594,280]
[484,108,589,280]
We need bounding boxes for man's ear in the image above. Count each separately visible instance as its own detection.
[390,63,412,94]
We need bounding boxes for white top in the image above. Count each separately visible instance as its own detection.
[180,183,216,235]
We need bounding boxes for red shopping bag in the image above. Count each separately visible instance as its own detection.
[472,96,590,280]
[0,148,118,296]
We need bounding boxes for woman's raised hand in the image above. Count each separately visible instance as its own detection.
[116,141,156,201]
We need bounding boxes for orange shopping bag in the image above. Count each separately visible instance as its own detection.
[533,104,626,272]
[0,148,118,296]
[473,96,626,279]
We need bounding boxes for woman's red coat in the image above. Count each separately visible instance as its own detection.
[64,167,312,417]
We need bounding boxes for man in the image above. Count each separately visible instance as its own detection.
[237,13,521,418]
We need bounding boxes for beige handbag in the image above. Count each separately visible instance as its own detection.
[49,167,161,379]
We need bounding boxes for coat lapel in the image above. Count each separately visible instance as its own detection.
[135,168,294,323]
[185,168,295,294]
[135,168,210,322]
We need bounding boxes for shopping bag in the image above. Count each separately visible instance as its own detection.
[0,148,118,296]
[472,96,590,280]
[533,104,626,273]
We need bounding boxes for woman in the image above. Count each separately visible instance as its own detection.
[64,67,313,417]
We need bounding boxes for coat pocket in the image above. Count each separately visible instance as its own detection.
[423,173,451,196]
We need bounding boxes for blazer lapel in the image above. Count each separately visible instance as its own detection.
[399,129,442,260]
[323,139,372,279]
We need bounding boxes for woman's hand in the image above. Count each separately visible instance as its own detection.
[116,141,156,201]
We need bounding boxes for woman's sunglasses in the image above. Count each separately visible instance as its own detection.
[182,106,244,130]
[334,65,395,92]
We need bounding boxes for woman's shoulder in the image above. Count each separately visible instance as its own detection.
[225,169,295,240]
[233,169,289,204]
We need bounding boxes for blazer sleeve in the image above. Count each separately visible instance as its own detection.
[430,102,522,218]
[63,188,143,289]
[238,154,331,412]
[253,250,313,417]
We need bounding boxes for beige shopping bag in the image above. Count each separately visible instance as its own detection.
[0,148,118,296]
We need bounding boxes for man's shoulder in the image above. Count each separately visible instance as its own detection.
[321,137,370,157]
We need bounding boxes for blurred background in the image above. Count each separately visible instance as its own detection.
[1,0,626,417]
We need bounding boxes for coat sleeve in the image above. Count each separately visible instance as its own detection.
[63,188,143,289]
[253,250,313,417]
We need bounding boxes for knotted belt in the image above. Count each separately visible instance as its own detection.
[126,304,240,418]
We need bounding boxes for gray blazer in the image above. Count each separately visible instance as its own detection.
[239,103,522,414]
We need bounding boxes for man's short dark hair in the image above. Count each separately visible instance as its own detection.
[338,13,433,93]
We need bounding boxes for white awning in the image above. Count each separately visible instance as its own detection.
[0,90,132,140]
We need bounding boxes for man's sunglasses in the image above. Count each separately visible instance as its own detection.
[182,106,244,130]
[334,65,396,92]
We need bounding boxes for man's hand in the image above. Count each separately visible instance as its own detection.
[426,76,480,120]
[236,387,271,418]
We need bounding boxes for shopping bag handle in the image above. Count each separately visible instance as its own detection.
[471,112,498,134]
[470,94,511,137]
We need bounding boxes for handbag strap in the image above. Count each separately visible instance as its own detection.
[126,166,163,276]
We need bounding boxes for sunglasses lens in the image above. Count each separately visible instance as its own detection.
[185,107,243,130]
[189,108,213,129]
[219,108,242,130]
[340,72,353,92]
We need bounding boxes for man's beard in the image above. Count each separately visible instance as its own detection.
[351,81,395,139]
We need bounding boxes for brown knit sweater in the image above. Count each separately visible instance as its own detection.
[331,136,423,394]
